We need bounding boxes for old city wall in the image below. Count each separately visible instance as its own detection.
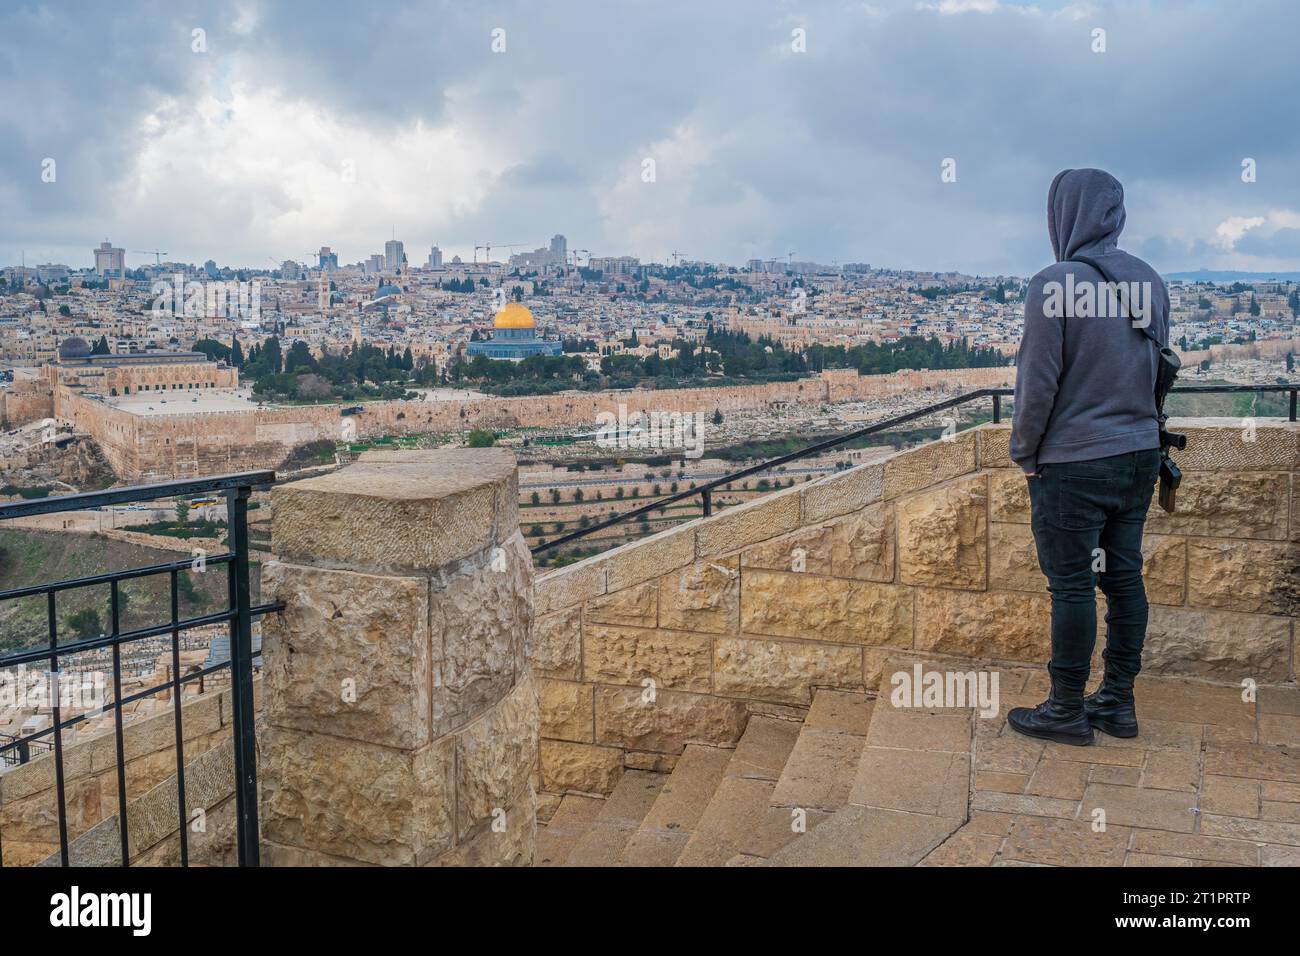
[821,365,1013,403]
[1177,336,1298,368]
[0,380,55,427]
[59,367,1017,481]
[526,420,1298,797]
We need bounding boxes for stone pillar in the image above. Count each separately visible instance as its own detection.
[259,449,538,866]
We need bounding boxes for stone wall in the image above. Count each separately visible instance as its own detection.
[259,448,539,865]
[0,379,55,426]
[0,683,250,866]
[54,365,1016,481]
[530,420,1299,796]
[1175,336,1298,368]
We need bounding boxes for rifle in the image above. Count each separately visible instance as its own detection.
[1069,255,1184,512]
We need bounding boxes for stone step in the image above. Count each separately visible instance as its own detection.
[564,770,668,867]
[765,664,974,866]
[534,792,606,867]
[620,744,733,866]
[771,690,875,811]
[721,690,874,863]
[675,715,802,867]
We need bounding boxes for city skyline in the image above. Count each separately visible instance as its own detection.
[5,1,1300,278]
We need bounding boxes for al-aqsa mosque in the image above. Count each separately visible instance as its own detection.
[466,302,563,361]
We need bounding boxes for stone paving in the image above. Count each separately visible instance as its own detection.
[921,668,1300,867]
[535,661,1300,866]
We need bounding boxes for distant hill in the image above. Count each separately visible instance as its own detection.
[1164,269,1300,283]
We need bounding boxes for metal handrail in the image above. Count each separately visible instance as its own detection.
[531,383,1300,556]
[0,470,278,868]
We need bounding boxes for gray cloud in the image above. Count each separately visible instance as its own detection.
[4,0,1300,276]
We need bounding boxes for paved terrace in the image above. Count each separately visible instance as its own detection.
[936,669,1300,867]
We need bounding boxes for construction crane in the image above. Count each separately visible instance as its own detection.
[473,242,527,264]
[670,251,688,267]
[133,250,168,266]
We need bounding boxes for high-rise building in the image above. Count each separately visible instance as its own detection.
[510,235,568,270]
[317,246,338,272]
[93,241,125,278]
[588,256,640,276]
[281,259,301,279]
[204,259,219,278]
[427,245,444,269]
[384,239,404,273]
[37,263,71,283]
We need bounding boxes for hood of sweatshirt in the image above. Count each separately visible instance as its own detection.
[1048,167,1126,261]
[1043,167,1167,321]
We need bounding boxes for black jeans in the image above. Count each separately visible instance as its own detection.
[1026,449,1161,696]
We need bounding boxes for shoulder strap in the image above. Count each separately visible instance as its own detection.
[1067,253,1162,347]
[1067,255,1181,416]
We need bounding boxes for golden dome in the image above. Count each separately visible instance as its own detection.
[493,302,535,330]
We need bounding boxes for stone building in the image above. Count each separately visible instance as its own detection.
[42,336,237,397]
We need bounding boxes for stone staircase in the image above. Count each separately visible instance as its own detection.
[536,681,974,867]
[537,666,1300,867]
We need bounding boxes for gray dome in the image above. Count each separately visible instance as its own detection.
[58,337,92,361]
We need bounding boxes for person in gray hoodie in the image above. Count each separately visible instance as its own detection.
[1007,168,1168,746]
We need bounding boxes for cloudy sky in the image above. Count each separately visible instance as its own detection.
[3,0,1299,277]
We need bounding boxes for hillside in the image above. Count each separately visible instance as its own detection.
[0,528,261,657]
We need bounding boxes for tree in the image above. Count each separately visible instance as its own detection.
[194,338,232,363]
[231,334,245,368]
[175,498,190,525]
[285,340,316,374]
[262,335,283,374]
[466,429,496,447]
[91,335,111,355]
[296,373,332,400]
[66,608,102,640]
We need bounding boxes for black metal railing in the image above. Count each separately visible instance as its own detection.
[0,471,280,867]
[532,383,1299,556]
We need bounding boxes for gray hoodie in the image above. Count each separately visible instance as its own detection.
[1010,168,1169,474]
